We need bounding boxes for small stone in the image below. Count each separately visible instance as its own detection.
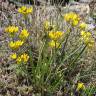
[67,3,90,15]
[79,0,93,3]
[87,17,95,24]
[87,24,95,30]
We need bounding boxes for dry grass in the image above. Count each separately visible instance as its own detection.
[0,0,96,96]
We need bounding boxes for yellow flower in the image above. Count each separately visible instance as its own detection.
[64,12,80,22]
[81,31,91,37]
[77,82,85,91]
[87,39,95,48]
[16,53,29,64]
[43,20,51,30]
[9,41,15,48]
[49,31,63,40]
[49,40,61,48]
[21,53,29,63]
[79,22,87,29]
[9,40,24,49]
[72,20,79,26]
[18,6,33,15]
[5,26,19,34]
[43,20,56,31]
[16,57,22,63]
[15,40,24,48]
[81,31,86,36]
[64,14,70,22]
[64,12,80,26]
[19,29,29,40]
[10,53,17,59]
[81,31,91,42]
[80,31,95,48]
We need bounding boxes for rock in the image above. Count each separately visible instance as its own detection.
[65,3,90,16]
[79,0,93,3]
[86,17,95,24]
[69,1,80,5]
[87,24,95,30]
[89,0,96,14]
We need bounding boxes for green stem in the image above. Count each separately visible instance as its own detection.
[45,44,83,84]
[51,72,64,91]
[72,45,87,64]
[68,45,87,72]
[56,44,83,72]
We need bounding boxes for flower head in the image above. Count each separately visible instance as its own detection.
[5,26,18,34]
[16,53,29,64]
[16,57,22,63]
[49,31,63,41]
[43,20,51,30]
[49,40,61,48]
[18,6,33,15]
[81,31,91,43]
[77,82,85,91]
[21,53,29,62]
[79,22,87,29]
[10,53,17,59]
[43,20,55,31]
[81,31,91,38]
[19,29,29,40]
[9,40,24,49]
[87,39,95,48]
[72,20,79,26]
[64,12,80,26]
[80,31,95,48]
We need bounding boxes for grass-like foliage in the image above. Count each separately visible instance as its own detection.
[4,5,96,95]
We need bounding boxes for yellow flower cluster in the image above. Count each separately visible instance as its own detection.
[10,53,29,64]
[49,31,63,41]
[19,29,29,40]
[49,40,61,48]
[18,6,33,15]
[10,53,17,59]
[64,12,80,26]
[16,53,29,64]
[81,31,95,48]
[5,26,18,34]
[43,20,56,31]
[43,21,51,30]
[5,25,29,50]
[9,40,24,49]
[49,31,63,48]
[79,22,87,29]
[77,82,85,91]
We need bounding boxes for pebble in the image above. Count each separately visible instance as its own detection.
[79,0,93,3]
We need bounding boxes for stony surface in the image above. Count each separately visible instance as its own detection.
[0,0,96,95]
[79,0,94,3]
[66,3,90,15]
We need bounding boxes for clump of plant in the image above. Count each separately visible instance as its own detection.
[5,5,95,95]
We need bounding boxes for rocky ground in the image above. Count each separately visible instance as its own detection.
[0,0,96,96]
